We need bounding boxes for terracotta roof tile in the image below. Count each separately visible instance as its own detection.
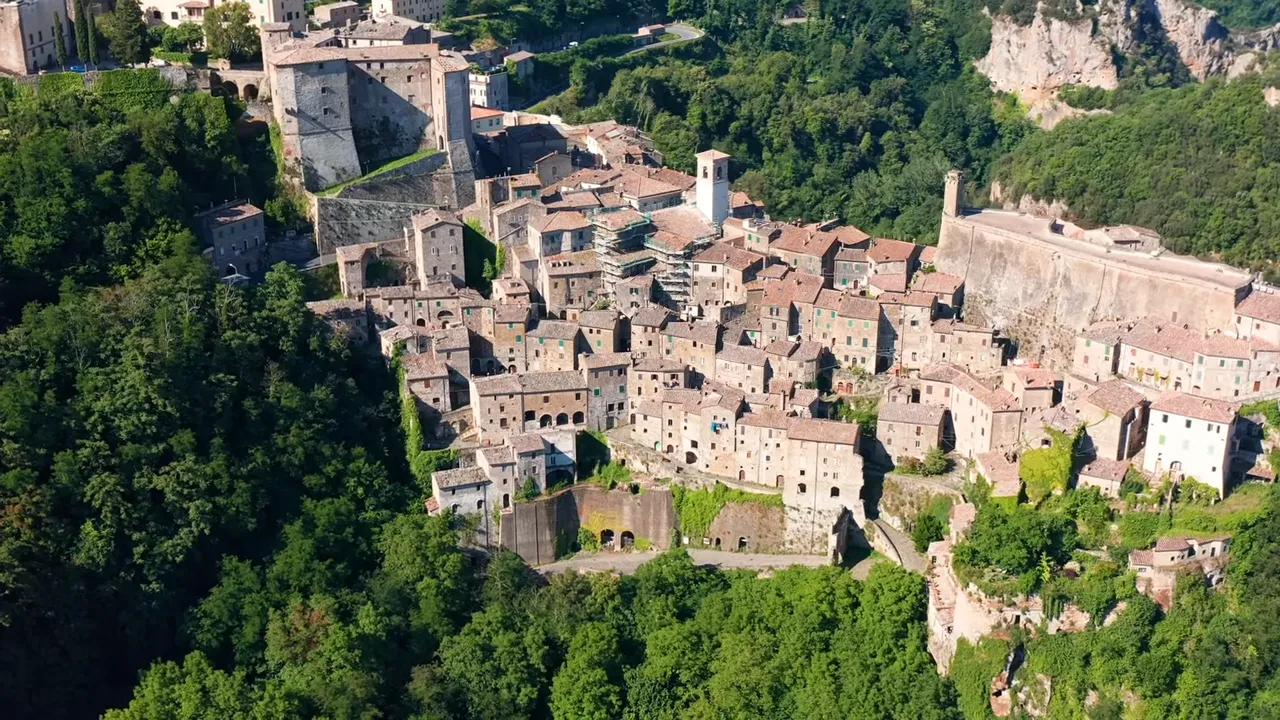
[1150,392,1238,424]
[1084,381,1145,416]
[867,238,919,263]
[878,402,946,426]
[1236,291,1280,325]
[787,417,860,445]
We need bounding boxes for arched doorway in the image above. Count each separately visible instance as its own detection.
[665,444,674,454]
[621,531,635,549]
[713,537,722,549]
[224,264,237,276]
[222,81,239,98]
[416,318,426,327]
[572,411,584,424]
[437,310,454,321]
[685,451,697,465]
[555,412,569,426]
[738,469,745,481]
[450,504,459,513]
[507,365,517,373]
[243,83,258,100]
[738,537,748,551]
[540,414,552,428]
[600,529,615,548]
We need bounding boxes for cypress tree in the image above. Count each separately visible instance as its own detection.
[86,9,98,67]
[54,13,67,68]
[73,0,88,62]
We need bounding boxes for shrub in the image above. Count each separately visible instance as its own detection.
[671,483,783,541]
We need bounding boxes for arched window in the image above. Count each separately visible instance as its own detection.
[830,487,840,498]
[477,499,485,509]
[572,411,584,424]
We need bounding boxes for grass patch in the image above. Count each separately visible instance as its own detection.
[37,72,85,96]
[672,483,784,541]
[316,148,439,197]
[463,222,497,296]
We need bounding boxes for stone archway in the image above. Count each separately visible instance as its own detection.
[222,81,239,98]
[243,83,258,100]
[416,318,426,327]
[572,411,584,424]
[621,531,635,549]
[224,264,237,276]
[508,365,517,373]
[737,536,748,551]
[540,414,553,428]
[685,451,697,465]
[555,412,569,426]
[600,529,615,548]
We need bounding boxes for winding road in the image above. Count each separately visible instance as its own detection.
[624,23,705,55]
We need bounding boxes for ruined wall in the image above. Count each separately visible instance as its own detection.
[879,474,964,535]
[705,501,787,552]
[499,485,675,566]
[934,214,1246,364]
[313,197,438,254]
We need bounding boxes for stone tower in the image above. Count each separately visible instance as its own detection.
[943,169,965,218]
[696,149,730,226]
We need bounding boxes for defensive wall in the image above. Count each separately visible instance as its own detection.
[877,473,965,536]
[499,484,675,566]
[934,210,1251,363]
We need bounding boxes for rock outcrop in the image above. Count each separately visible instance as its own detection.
[979,0,1280,123]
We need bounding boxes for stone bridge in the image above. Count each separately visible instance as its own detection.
[206,67,269,101]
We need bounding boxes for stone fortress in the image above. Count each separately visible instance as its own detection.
[260,19,474,193]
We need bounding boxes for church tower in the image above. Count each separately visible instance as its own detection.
[696,149,730,226]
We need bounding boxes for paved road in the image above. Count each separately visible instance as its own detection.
[871,518,927,574]
[537,549,829,574]
[624,23,704,55]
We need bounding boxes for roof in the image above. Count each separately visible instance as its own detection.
[739,409,793,430]
[480,445,515,465]
[921,363,1020,411]
[543,251,600,276]
[577,309,619,329]
[1197,333,1265,360]
[494,304,531,323]
[869,273,908,293]
[632,398,663,416]
[471,105,505,120]
[505,50,536,62]
[649,206,717,245]
[529,320,580,341]
[306,299,365,316]
[430,325,468,350]
[1236,290,1280,324]
[764,339,798,357]
[975,452,1021,496]
[933,319,995,336]
[630,307,671,328]
[791,341,823,362]
[1081,320,1132,344]
[1008,365,1056,389]
[520,370,587,393]
[433,466,487,489]
[919,246,937,264]
[1121,318,1201,364]
[717,344,768,366]
[1079,458,1129,482]
[1153,537,1191,552]
[840,294,881,321]
[1150,392,1238,424]
[835,247,868,263]
[771,225,839,258]
[632,355,685,372]
[196,201,263,226]
[663,320,720,347]
[615,172,682,199]
[694,243,765,271]
[792,388,820,406]
[867,239,919,263]
[696,149,730,160]
[1084,380,1145,416]
[760,272,824,307]
[530,211,590,233]
[582,352,632,369]
[495,278,530,294]
[508,433,546,454]
[787,418,860,446]
[591,207,648,231]
[878,402,946,426]
[412,208,460,230]
[911,272,963,295]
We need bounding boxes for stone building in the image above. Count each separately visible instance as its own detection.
[1234,290,1280,346]
[371,0,444,24]
[578,309,622,352]
[929,320,1003,374]
[1143,392,1239,497]
[583,352,630,431]
[146,0,303,29]
[714,344,770,394]
[921,363,1023,458]
[413,208,464,287]
[691,243,766,309]
[264,35,472,192]
[403,353,451,414]
[1,0,69,75]
[867,238,920,276]
[629,356,687,401]
[306,299,370,344]
[527,320,581,372]
[468,69,508,110]
[195,201,267,278]
[762,340,823,387]
[1077,458,1130,497]
[878,402,946,463]
[431,466,490,516]
[539,250,602,317]
[1078,380,1147,462]
[1001,366,1056,412]
[471,370,588,442]
[911,271,964,317]
[834,248,870,290]
[492,303,532,373]
[1129,536,1231,609]
[659,319,721,383]
[629,307,671,355]
[529,210,591,258]
[311,1,359,28]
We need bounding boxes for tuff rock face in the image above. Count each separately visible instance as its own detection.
[980,0,1280,122]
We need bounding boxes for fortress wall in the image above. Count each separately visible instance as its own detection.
[499,484,675,565]
[935,215,1244,362]
[276,63,362,191]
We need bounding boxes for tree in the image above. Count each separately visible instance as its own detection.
[912,514,945,553]
[921,447,949,475]
[101,0,149,65]
[550,623,624,720]
[203,2,260,61]
[170,22,204,52]
[86,8,99,66]
[73,0,89,61]
[54,14,68,68]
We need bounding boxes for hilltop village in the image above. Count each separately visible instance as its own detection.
[193,15,1280,701]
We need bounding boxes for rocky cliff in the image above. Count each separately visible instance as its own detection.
[981,0,1280,121]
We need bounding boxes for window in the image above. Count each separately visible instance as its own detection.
[798,483,807,494]
[830,487,840,498]
[593,388,600,396]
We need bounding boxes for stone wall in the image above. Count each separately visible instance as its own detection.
[499,484,675,566]
[934,213,1247,365]
[704,501,787,552]
[313,197,437,255]
[879,473,964,535]
[276,63,363,191]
